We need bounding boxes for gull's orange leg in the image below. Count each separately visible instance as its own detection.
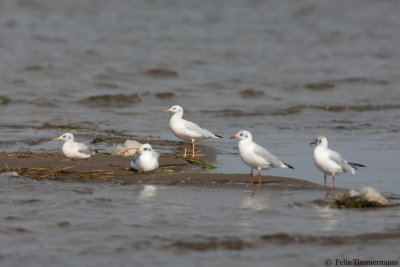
[192,140,195,158]
[184,143,187,158]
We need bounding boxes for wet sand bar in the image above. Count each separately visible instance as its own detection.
[0,152,320,188]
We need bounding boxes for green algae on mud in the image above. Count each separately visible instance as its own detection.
[184,157,217,169]
[327,192,399,209]
[314,192,400,209]
[0,152,190,182]
[0,152,321,188]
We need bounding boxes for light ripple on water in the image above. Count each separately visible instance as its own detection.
[0,173,399,265]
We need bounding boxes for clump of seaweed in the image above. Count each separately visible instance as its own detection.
[184,158,216,169]
[328,187,393,208]
[329,194,384,208]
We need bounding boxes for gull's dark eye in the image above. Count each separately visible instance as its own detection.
[239,133,243,136]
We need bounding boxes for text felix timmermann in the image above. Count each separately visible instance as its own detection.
[334,259,398,266]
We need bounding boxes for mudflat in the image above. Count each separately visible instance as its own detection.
[0,152,320,188]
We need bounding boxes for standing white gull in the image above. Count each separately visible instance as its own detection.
[163,105,222,158]
[52,133,95,159]
[310,136,366,189]
[131,143,159,172]
[230,130,294,185]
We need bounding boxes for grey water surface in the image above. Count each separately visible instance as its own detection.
[0,0,400,265]
[1,173,399,267]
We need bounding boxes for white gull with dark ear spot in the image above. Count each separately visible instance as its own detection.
[131,143,159,172]
[310,136,366,189]
[230,130,294,185]
[52,133,95,159]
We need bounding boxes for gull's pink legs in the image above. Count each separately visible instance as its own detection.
[258,169,262,185]
[250,169,253,184]
[324,174,327,189]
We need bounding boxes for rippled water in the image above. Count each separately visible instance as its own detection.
[1,173,399,266]
[1,0,400,265]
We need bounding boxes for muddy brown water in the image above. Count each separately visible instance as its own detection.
[1,0,400,265]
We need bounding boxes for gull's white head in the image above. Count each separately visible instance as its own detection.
[163,105,183,115]
[52,133,74,142]
[135,143,154,155]
[230,130,252,141]
[310,136,328,147]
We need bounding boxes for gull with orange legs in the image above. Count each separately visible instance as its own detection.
[163,105,222,157]
[231,130,294,185]
[310,136,365,189]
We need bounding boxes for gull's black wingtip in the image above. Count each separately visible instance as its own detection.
[349,162,366,169]
[284,162,295,169]
[215,134,223,138]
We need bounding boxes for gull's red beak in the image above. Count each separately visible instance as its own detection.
[163,109,171,112]
[230,136,237,139]
[135,150,141,154]
[52,137,60,141]
[309,141,316,145]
